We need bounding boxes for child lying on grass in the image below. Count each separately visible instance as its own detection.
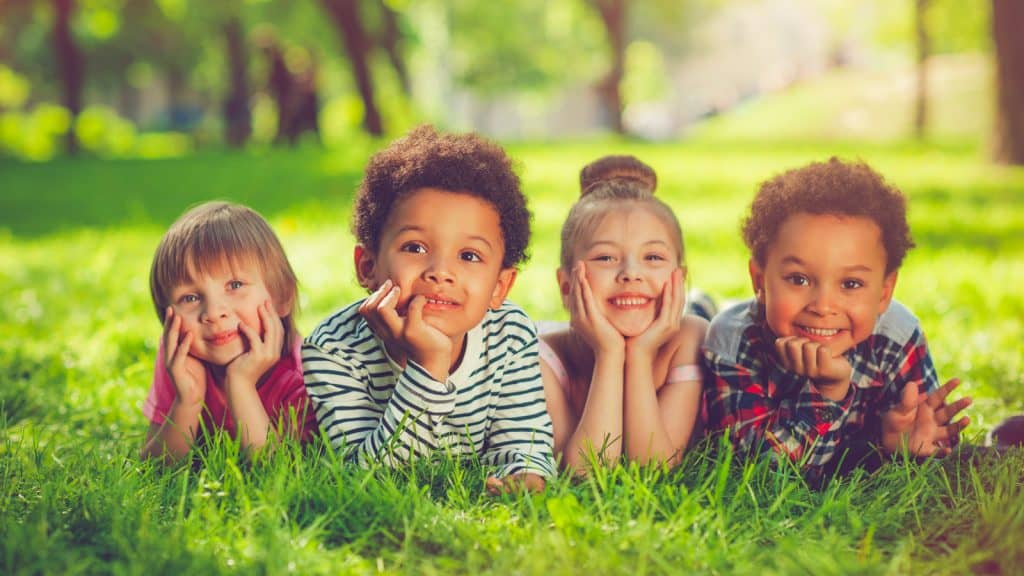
[302,126,555,493]
[141,202,317,463]
[703,158,971,485]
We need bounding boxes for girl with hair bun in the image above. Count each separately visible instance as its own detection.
[538,157,708,472]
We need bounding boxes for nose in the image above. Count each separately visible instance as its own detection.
[616,257,642,282]
[424,253,456,284]
[200,295,230,323]
[807,284,837,315]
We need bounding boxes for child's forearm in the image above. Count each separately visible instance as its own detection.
[224,378,271,453]
[140,399,203,463]
[623,353,686,465]
[562,350,625,471]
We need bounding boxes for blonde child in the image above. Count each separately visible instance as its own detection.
[141,202,317,462]
[703,158,971,484]
[302,126,555,494]
[539,170,707,471]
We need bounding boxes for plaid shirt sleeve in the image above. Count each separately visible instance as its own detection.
[704,324,856,470]
[876,325,939,412]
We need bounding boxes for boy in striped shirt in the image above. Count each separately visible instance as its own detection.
[303,126,554,492]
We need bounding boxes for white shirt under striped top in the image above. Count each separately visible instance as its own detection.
[302,299,556,478]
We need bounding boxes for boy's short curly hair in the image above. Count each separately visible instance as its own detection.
[352,125,531,268]
[742,157,914,273]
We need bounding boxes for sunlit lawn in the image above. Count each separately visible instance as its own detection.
[2,56,1023,574]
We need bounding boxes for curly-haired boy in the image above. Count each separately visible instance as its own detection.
[303,125,554,493]
[703,158,971,483]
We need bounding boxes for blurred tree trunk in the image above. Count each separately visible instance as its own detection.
[53,0,83,155]
[223,16,251,147]
[320,0,384,136]
[993,0,1024,165]
[590,0,627,134]
[378,1,410,95]
[914,0,930,139]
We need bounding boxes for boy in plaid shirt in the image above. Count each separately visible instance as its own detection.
[703,158,971,483]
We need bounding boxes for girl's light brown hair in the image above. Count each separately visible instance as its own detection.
[559,178,685,272]
[149,201,300,349]
[579,154,657,195]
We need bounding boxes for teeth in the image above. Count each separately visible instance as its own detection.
[426,298,455,305]
[611,297,649,307]
[802,326,839,337]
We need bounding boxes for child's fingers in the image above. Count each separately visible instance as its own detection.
[784,338,806,374]
[927,378,961,409]
[261,301,284,348]
[933,396,972,425]
[376,285,404,336]
[170,331,194,369]
[484,476,504,496]
[894,381,921,414]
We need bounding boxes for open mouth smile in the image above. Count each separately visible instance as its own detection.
[796,325,842,338]
[608,295,653,309]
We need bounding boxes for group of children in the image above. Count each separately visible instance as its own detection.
[141,124,1002,491]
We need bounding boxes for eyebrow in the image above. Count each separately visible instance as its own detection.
[780,256,874,272]
[587,239,671,249]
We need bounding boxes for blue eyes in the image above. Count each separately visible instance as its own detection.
[228,280,244,290]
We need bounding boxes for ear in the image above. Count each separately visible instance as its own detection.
[748,258,766,303]
[556,267,571,307]
[488,268,518,309]
[354,244,380,290]
[877,270,898,315]
[274,290,296,318]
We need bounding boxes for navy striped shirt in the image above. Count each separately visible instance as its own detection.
[303,300,555,478]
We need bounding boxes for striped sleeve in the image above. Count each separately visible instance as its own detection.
[479,308,556,478]
[302,306,457,466]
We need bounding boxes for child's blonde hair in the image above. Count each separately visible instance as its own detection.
[149,201,299,349]
[579,154,658,195]
[560,175,685,273]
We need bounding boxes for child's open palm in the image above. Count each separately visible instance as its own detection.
[626,267,684,358]
[569,262,624,354]
[163,307,206,406]
[882,378,971,456]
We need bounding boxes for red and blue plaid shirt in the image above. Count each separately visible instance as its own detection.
[703,299,938,477]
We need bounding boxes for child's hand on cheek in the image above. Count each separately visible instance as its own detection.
[225,301,284,387]
[569,262,624,355]
[626,267,683,360]
[163,307,206,406]
[363,280,452,381]
[774,337,853,401]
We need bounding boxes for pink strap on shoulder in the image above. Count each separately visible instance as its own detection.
[666,364,702,384]
[537,338,570,391]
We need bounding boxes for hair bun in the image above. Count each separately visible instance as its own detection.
[579,155,657,197]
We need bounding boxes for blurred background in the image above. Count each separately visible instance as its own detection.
[0,0,1020,162]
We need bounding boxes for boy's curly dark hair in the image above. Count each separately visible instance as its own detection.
[353,125,531,268]
[742,158,915,273]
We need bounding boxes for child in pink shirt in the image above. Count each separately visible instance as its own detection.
[141,201,317,462]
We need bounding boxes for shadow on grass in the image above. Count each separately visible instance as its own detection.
[0,148,366,237]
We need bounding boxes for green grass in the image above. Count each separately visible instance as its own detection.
[3,56,1024,573]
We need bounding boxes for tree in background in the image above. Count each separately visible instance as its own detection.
[319,0,383,136]
[222,14,251,147]
[53,0,83,154]
[914,0,930,139]
[993,0,1024,165]
[588,0,627,134]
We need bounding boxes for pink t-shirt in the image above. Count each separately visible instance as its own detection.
[143,340,318,442]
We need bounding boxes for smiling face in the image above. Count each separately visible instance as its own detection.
[560,205,683,337]
[750,212,898,358]
[169,259,283,367]
[355,188,517,346]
